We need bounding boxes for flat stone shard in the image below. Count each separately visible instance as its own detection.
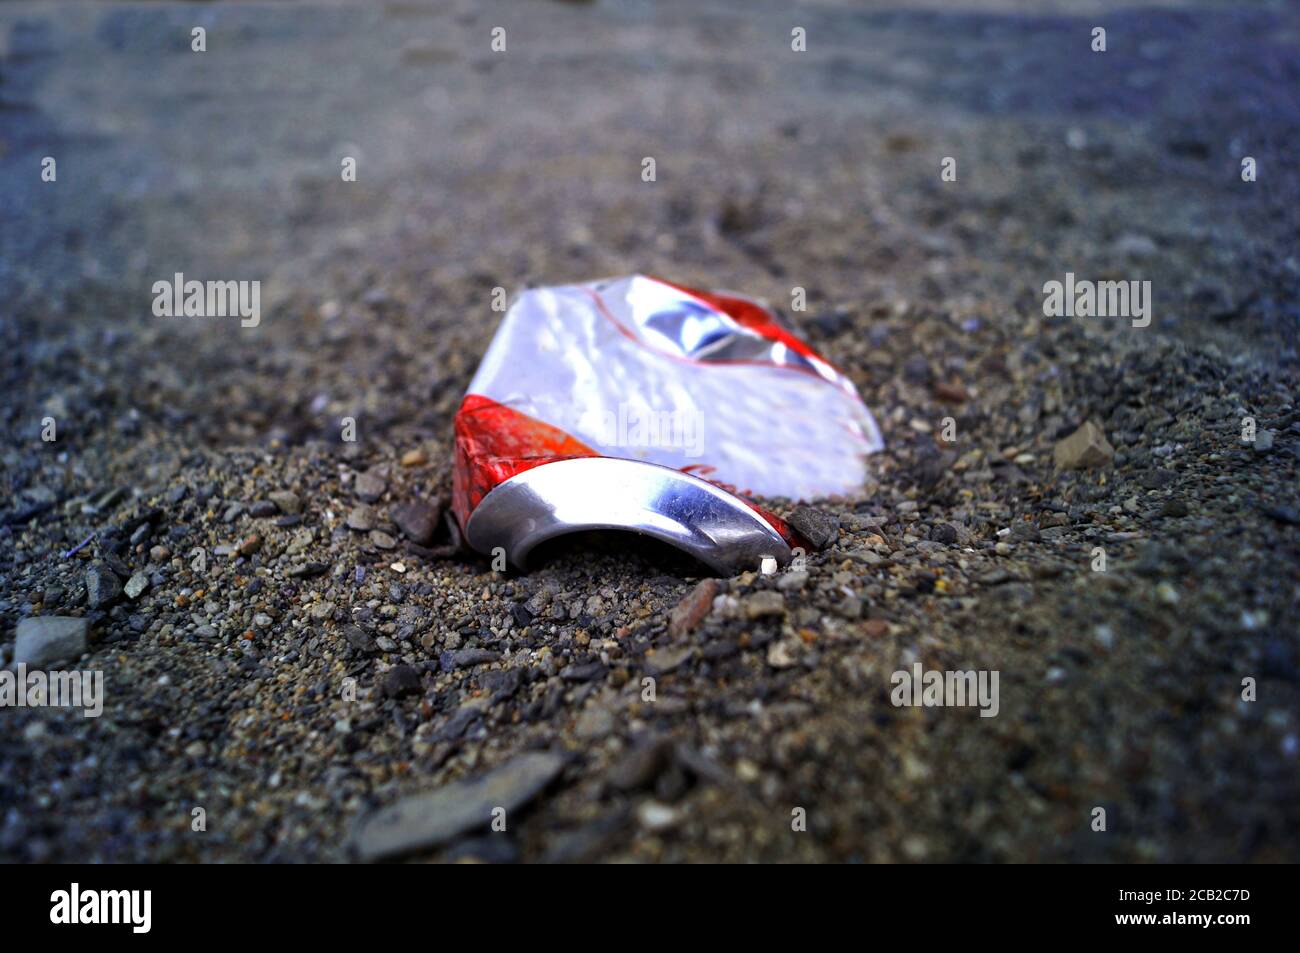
[267,490,302,515]
[744,590,786,619]
[606,735,674,792]
[787,505,839,550]
[346,504,376,531]
[340,624,377,654]
[645,645,693,676]
[1053,420,1115,470]
[15,616,89,667]
[389,499,442,546]
[353,751,567,861]
[668,579,719,638]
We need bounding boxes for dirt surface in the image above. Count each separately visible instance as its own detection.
[1,0,1298,862]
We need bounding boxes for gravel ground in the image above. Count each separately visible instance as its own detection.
[2,0,1298,862]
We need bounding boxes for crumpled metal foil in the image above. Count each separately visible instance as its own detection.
[452,275,882,572]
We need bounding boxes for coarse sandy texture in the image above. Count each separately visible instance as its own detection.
[1,0,1297,862]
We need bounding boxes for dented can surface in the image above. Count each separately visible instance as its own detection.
[452,275,883,573]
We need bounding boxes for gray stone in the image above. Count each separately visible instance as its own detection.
[766,639,799,669]
[574,707,615,740]
[15,616,88,667]
[787,505,839,550]
[353,751,567,861]
[354,469,386,503]
[86,564,123,608]
[440,648,499,672]
[124,572,149,600]
[346,505,376,531]
[381,664,423,698]
[930,522,959,544]
[1053,420,1115,470]
[268,490,302,514]
[607,736,674,791]
[1010,522,1041,542]
[560,660,607,681]
[744,590,786,620]
[288,562,328,578]
[341,624,377,653]
[645,645,692,675]
[1160,499,1190,518]
[389,499,442,546]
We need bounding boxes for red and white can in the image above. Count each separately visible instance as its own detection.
[452,275,882,573]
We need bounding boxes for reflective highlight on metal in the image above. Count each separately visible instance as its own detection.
[463,457,792,575]
[596,276,845,386]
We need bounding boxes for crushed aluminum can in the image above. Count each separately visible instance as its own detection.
[452,275,883,573]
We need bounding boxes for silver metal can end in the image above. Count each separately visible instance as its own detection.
[464,457,792,575]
